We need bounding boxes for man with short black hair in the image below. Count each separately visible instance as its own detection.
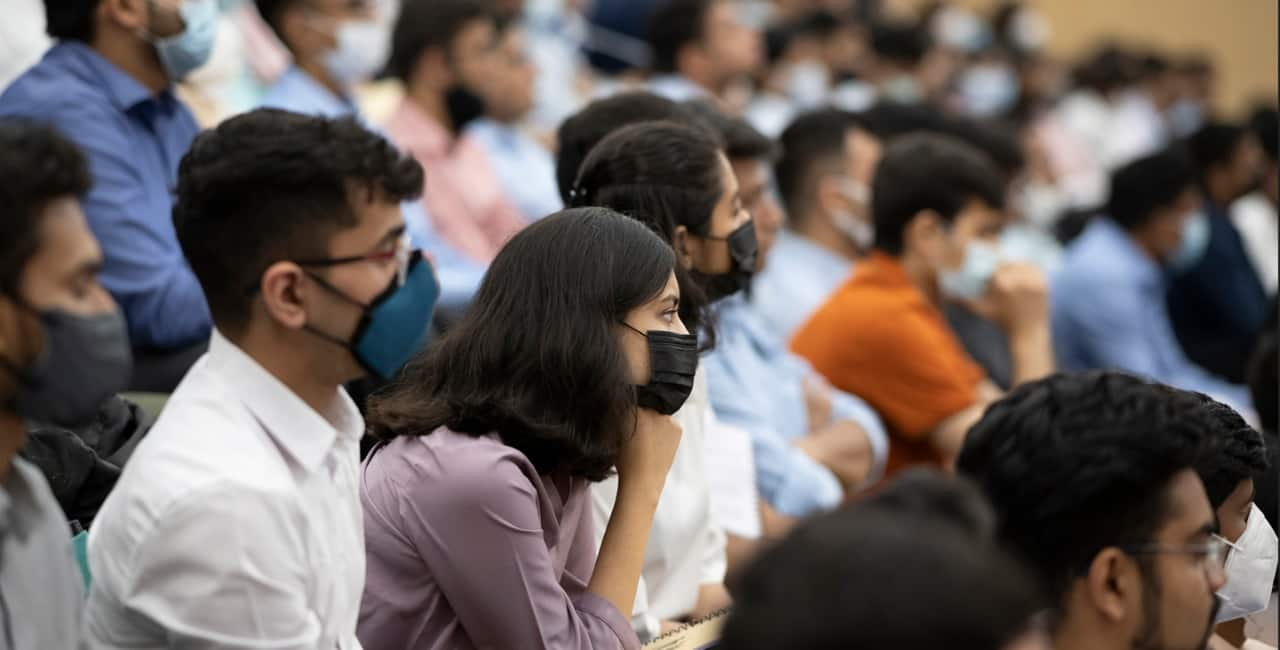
[1,0,217,390]
[255,0,389,117]
[752,108,881,340]
[383,0,526,265]
[85,109,439,648]
[0,119,129,650]
[1168,121,1269,383]
[958,371,1228,650]
[1052,148,1251,411]
[644,0,762,104]
[793,133,1053,478]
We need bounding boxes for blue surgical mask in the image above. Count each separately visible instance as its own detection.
[1167,211,1211,273]
[304,252,441,379]
[939,240,1001,301]
[959,64,1020,117]
[147,0,218,81]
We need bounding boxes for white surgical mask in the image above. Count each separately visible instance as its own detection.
[958,63,1020,117]
[1015,180,1068,230]
[939,240,1001,301]
[781,60,830,109]
[1216,504,1279,623]
[831,179,874,250]
[321,19,389,88]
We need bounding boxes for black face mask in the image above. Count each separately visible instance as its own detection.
[444,82,486,134]
[623,323,698,415]
[692,221,758,302]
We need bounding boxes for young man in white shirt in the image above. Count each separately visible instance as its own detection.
[84,109,439,649]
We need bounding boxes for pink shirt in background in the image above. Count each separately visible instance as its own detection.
[358,428,640,650]
[384,99,529,263]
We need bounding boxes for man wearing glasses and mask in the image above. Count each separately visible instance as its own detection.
[84,110,440,648]
[958,371,1233,650]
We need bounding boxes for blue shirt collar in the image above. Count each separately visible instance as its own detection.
[1091,218,1164,289]
[56,41,168,113]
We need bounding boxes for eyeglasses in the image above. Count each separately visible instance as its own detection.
[296,233,414,286]
[1120,537,1229,577]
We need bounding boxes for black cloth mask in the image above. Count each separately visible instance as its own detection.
[692,221,758,302]
[1,305,133,427]
[624,324,698,415]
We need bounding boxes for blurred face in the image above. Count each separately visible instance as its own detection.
[447,17,500,93]
[730,157,782,270]
[1132,470,1226,650]
[141,0,190,39]
[619,272,687,385]
[1225,135,1265,200]
[846,128,881,200]
[288,0,378,61]
[0,198,114,376]
[479,26,536,123]
[1146,188,1203,263]
[681,153,752,275]
[911,199,1007,281]
[701,0,763,83]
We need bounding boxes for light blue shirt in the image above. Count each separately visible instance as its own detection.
[401,201,486,320]
[1051,218,1251,411]
[258,66,356,118]
[750,230,853,342]
[466,118,562,222]
[705,295,888,517]
[647,74,710,102]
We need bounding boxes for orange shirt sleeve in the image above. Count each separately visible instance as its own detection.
[792,288,985,440]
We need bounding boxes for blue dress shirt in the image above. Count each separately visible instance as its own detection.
[258,66,356,118]
[750,230,853,342]
[466,118,562,222]
[705,294,889,518]
[0,42,209,349]
[1051,218,1251,411]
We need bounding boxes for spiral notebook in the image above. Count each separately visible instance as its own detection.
[641,609,728,650]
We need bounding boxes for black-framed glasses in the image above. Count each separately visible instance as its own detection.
[1121,537,1229,577]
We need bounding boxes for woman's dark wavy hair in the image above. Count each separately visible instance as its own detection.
[570,120,725,346]
[367,208,676,481]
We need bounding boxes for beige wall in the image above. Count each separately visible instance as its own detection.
[888,0,1279,116]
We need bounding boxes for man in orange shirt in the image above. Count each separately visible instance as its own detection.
[791,133,1054,478]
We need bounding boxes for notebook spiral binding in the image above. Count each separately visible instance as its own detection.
[641,607,731,650]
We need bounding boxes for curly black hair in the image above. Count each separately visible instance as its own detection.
[0,119,92,296]
[957,371,1215,609]
[173,109,423,335]
[1187,392,1270,508]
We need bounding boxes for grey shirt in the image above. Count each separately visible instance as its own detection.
[0,456,83,650]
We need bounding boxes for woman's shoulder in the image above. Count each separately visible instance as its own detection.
[363,428,544,504]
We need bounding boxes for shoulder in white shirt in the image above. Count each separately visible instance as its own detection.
[84,331,367,650]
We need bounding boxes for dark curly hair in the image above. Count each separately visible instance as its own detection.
[957,371,1214,610]
[0,119,92,296]
[366,208,677,481]
[1187,392,1270,508]
[173,109,423,336]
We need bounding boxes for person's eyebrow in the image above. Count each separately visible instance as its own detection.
[662,293,679,308]
[376,224,407,246]
[1187,521,1218,542]
[74,258,104,278]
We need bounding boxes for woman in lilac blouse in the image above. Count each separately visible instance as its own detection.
[358,208,697,649]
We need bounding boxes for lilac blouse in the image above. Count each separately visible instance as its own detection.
[358,428,640,650]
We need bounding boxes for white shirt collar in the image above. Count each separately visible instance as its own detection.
[204,330,362,472]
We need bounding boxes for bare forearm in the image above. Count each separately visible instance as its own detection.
[1008,322,1054,387]
[798,421,873,490]
[590,479,662,616]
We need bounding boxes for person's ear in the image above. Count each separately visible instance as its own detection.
[902,209,943,254]
[100,0,148,32]
[258,262,311,331]
[672,225,695,269]
[1084,548,1139,624]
